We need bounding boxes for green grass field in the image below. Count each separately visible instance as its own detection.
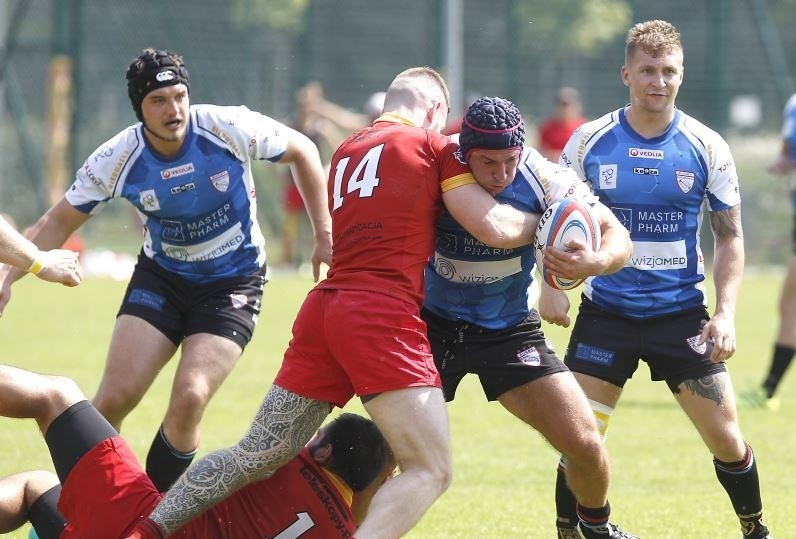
[0,269,793,538]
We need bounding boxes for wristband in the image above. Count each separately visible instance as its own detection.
[27,258,44,275]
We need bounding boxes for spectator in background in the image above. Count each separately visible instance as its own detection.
[281,82,386,268]
[538,86,586,162]
[739,92,796,410]
[281,82,342,268]
[0,48,332,494]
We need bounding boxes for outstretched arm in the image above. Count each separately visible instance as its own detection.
[148,386,330,534]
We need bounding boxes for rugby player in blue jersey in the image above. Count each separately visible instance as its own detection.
[0,49,332,493]
[545,20,771,539]
[740,92,796,411]
[421,96,636,539]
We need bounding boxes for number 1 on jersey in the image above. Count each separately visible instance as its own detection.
[332,143,385,210]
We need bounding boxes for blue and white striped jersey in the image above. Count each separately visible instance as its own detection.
[560,107,740,318]
[423,146,594,329]
[66,104,289,283]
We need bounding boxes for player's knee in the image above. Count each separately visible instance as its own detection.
[44,375,85,415]
[710,432,747,462]
[23,470,59,508]
[406,452,453,496]
[169,383,211,420]
[565,431,607,468]
[92,386,138,422]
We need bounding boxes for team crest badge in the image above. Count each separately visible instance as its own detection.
[675,170,695,194]
[230,293,248,309]
[686,335,707,355]
[517,346,541,366]
[210,170,230,192]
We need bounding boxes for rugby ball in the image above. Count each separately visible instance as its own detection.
[534,198,601,290]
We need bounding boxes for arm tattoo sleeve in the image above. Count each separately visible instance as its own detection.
[709,206,743,240]
[149,385,330,533]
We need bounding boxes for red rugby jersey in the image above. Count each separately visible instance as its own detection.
[318,113,473,307]
[174,448,356,538]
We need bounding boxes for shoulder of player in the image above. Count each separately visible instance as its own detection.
[191,103,282,133]
[191,104,284,159]
[677,111,734,159]
[80,126,143,182]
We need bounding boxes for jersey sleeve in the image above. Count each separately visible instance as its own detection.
[525,147,596,209]
[703,130,741,211]
[434,135,475,192]
[65,132,137,215]
[558,125,588,183]
[234,105,290,162]
[195,104,290,163]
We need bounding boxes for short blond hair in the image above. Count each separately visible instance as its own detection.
[383,66,450,112]
[625,20,682,63]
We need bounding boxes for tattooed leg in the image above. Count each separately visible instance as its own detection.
[674,372,747,462]
[680,374,726,406]
[150,385,331,533]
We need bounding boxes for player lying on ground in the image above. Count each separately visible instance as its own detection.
[0,364,395,538]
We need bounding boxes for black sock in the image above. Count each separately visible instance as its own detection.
[146,425,197,492]
[763,344,795,397]
[714,443,764,520]
[555,464,579,528]
[576,500,611,528]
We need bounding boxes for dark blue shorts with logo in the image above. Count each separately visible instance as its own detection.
[564,297,726,393]
[117,252,266,349]
[421,308,568,402]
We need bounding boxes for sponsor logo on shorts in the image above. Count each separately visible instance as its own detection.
[574,343,615,366]
[686,335,707,355]
[128,289,166,311]
[230,293,248,309]
[517,346,541,366]
[633,167,659,176]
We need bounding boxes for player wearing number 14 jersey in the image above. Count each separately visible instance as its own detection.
[135,68,539,539]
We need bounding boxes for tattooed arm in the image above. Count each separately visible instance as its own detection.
[148,385,331,534]
[702,205,745,363]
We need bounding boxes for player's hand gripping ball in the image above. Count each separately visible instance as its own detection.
[534,197,601,290]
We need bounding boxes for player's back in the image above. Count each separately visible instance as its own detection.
[320,116,469,306]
